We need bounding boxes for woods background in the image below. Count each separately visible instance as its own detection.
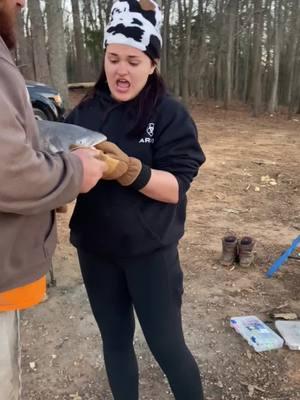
[16,0,300,115]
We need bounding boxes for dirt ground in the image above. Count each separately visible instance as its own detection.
[22,97,300,400]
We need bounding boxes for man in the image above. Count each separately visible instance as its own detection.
[0,1,107,399]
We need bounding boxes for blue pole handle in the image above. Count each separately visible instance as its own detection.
[266,236,300,278]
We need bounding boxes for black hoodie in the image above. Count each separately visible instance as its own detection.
[65,91,205,257]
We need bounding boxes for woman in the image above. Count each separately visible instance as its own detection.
[66,0,206,399]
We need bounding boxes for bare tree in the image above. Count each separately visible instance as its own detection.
[215,0,226,101]
[71,0,87,81]
[177,0,185,97]
[251,0,263,116]
[45,0,69,108]
[233,0,240,98]
[27,0,51,84]
[224,0,236,109]
[16,12,34,80]
[161,0,171,81]
[287,0,300,116]
[182,0,193,106]
[268,0,282,113]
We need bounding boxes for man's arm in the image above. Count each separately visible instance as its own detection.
[0,91,83,214]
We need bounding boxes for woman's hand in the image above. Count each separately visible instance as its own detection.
[95,141,179,203]
[95,142,143,186]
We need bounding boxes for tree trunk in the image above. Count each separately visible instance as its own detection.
[161,0,171,82]
[296,58,300,113]
[177,0,185,97]
[268,0,282,113]
[263,0,273,104]
[83,0,100,79]
[105,0,114,24]
[224,0,236,109]
[27,0,51,84]
[251,0,263,116]
[182,0,193,106]
[194,0,208,100]
[215,0,225,101]
[242,2,252,103]
[71,0,87,81]
[233,0,240,99]
[45,0,69,109]
[97,0,105,41]
[16,12,34,80]
[287,0,300,117]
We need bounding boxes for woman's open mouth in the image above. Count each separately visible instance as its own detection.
[116,79,131,92]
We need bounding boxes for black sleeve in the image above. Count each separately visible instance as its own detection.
[64,107,81,126]
[64,99,98,130]
[152,97,206,198]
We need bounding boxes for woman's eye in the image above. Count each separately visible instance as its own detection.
[109,59,118,64]
[129,62,139,66]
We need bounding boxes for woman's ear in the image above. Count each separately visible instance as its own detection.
[150,65,156,75]
[150,59,159,75]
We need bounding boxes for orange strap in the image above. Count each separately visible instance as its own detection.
[0,277,46,312]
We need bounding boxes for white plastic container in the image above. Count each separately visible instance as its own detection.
[230,316,284,352]
[275,321,300,350]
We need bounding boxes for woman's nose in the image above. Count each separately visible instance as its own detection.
[116,62,128,75]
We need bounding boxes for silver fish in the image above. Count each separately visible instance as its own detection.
[37,120,107,153]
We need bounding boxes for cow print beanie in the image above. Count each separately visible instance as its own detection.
[104,0,162,61]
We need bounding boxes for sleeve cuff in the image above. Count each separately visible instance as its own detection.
[128,164,152,190]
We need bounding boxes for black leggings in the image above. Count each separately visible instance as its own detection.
[78,245,204,400]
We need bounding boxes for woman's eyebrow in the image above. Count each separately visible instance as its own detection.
[107,53,140,59]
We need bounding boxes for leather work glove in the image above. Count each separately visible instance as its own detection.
[69,142,127,180]
[94,142,129,180]
[95,142,151,189]
[117,157,142,186]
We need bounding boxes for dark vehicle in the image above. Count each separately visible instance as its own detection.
[26,81,65,121]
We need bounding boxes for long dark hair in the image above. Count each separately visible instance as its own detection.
[82,59,167,138]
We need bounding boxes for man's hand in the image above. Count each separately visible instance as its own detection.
[72,148,107,193]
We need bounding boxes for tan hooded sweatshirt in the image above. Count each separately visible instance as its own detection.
[0,36,83,293]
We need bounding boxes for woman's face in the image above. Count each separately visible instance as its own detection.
[104,44,156,102]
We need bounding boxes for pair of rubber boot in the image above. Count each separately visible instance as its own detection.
[221,235,255,267]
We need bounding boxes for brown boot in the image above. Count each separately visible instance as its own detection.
[238,236,255,267]
[220,235,238,266]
